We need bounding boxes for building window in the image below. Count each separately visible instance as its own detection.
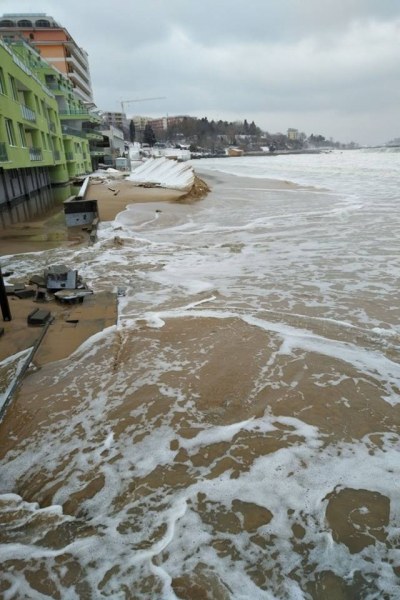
[35,19,50,27]
[8,75,18,100]
[18,20,33,27]
[5,119,16,146]
[0,20,15,27]
[41,132,47,149]
[18,123,27,146]
[0,68,6,95]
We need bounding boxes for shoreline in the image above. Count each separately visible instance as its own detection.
[0,167,300,374]
[0,172,211,380]
[0,174,210,257]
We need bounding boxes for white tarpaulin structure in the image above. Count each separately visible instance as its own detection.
[126,157,195,193]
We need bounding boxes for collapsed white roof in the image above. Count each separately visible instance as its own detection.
[126,157,195,193]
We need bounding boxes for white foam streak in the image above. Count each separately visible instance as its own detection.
[0,348,32,406]
[135,307,400,404]
[179,414,320,452]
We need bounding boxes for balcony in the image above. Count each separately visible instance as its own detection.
[59,109,101,125]
[0,142,8,162]
[65,152,74,161]
[59,109,97,120]
[46,80,69,95]
[83,128,103,141]
[59,108,89,117]
[53,150,61,161]
[66,55,90,84]
[61,124,86,139]
[20,104,36,123]
[65,43,89,71]
[29,147,43,161]
[48,121,56,133]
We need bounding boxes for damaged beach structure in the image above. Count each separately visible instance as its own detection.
[0,261,103,420]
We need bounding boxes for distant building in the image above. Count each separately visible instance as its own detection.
[139,115,189,133]
[133,116,150,129]
[287,128,299,141]
[166,116,189,127]
[148,117,168,135]
[98,125,125,166]
[102,112,128,138]
[0,13,94,104]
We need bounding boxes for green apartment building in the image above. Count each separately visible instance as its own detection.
[0,37,100,227]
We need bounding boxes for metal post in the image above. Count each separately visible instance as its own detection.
[0,267,12,321]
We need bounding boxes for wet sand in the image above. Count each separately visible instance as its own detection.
[0,183,183,257]
[0,175,208,370]
[88,178,189,222]
[0,171,322,411]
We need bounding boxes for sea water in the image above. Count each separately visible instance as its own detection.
[0,148,400,599]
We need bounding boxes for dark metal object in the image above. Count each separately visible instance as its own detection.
[27,309,51,326]
[0,267,12,321]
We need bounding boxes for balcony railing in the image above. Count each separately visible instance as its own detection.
[66,55,90,83]
[45,82,67,95]
[21,104,36,122]
[53,150,61,161]
[0,142,8,162]
[83,128,103,140]
[59,109,101,123]
[29,147,43,161]
[90,150,105,157]
[61,125,86,139]
[59,109,91,117]
[48,121,56,133]
[65,152,74,161]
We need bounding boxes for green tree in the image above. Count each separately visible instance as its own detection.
[129,119,136,143]
[249,121,259,136]
[143,123,156,146]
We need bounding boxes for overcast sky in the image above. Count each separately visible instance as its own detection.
[2,0,399,145]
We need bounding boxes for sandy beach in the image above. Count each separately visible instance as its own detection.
[0,171,302,382]
[0,179,194,255]
[0,172,211,387]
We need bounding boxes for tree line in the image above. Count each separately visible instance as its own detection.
[130,116,262,148]
[129,116,354,151]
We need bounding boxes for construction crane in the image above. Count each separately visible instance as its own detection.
[120,97,166,115]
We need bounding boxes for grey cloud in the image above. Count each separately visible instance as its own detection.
[2,0,399,144]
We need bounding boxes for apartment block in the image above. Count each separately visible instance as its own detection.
[0,13,94,105]
[102,112,128,137]
[0,38,98,227]
[41,65,101,175]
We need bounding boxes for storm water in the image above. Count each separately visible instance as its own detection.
[1,148,400,599]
